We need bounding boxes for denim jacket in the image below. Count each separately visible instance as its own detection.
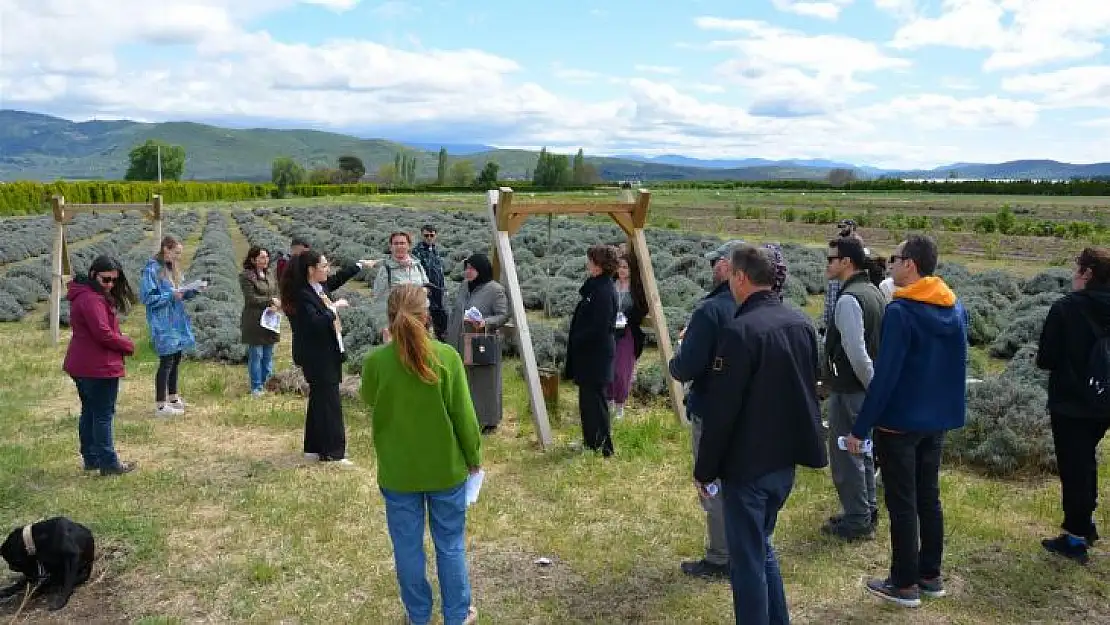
[141,258,197,356]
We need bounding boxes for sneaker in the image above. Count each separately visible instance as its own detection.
[169,397,187,409]
[821,520,875,542]
[304,453,320,461]
[918,576,947,598]
[321,457,355,467]
[155,404,184,417]
[100,461,137,476]
[463,606,478,625]
[864,578,921,608]
[827,511,879,529]
[1042,533,1090,565]
[680,559,730,581]
[251,389,265,398]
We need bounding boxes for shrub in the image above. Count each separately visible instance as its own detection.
[631,360,668,400]
[950,377,1054,476]
[1000,343,1048,390]
[1023,269,1073,295]
[658,276,705,308]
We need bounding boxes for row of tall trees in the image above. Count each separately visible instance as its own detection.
[533,148,600,189]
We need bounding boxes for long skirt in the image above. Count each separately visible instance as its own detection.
[606,330,636,404]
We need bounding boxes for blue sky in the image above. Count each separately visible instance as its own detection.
[2,0,1109,168]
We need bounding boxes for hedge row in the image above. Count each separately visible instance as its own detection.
[0,181,383,216]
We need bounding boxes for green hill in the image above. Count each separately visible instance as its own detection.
[0,110,836,183]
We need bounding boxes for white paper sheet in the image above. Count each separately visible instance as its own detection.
[260,309,281,334]
[175,279,208,293]
[465,469,485,507]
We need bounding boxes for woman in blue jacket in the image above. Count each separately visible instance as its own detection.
[141,236,203,417]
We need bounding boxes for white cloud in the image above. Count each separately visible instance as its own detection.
[891,0,1110,70]
[1002,66,1110,108]
[696,17,909,115]
[634,65,681,75]
[861,94,1039,129]
[772,0,853,21]
[302,0,362,11]
[874,0,917,18]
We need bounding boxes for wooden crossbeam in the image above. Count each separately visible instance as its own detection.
[489,187,687,437]
[48,194,163,345]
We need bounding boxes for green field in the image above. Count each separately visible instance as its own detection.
[1,193,1108,623]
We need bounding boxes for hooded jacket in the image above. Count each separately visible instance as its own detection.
[63,278,135,378]
[851,276,969,438]
[1037,286,1110,421]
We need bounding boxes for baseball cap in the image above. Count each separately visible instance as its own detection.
[704,239,747,264]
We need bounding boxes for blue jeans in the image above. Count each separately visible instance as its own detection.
[73,377,121,470]
[722,467,796,625]
[247,344,274,392]
[381,483,471,625]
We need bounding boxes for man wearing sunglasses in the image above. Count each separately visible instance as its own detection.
[822,237,885,542]
[412,224,448,340]
[845,235,967,608]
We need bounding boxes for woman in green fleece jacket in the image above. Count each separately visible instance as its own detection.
[360,284,481,625]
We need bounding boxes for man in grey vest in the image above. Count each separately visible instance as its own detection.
[823,236,886,541]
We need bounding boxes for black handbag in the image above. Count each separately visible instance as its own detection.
[463,330,500,366]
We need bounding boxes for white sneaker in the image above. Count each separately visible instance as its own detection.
[251,389,265,398]
[155,404,183,417]
[333,458,355,467]
[303,453,320,461]
[463,606,478,625]
[168,398,186,411]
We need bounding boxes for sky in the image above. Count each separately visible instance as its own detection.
[1,0,1109,169]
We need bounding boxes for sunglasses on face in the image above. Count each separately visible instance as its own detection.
[97,275,117,285]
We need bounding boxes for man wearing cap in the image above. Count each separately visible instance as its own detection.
[276,236,311,284]
[412,224,448,340]
[668,238,745,581]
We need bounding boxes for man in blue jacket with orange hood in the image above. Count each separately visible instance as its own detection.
[845,234,968,609]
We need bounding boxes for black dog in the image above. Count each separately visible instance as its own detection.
[0,517,95,611]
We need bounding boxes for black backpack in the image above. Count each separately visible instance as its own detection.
[1077,303,1110,409]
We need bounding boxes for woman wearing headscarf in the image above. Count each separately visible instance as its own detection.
[445,253,510,434]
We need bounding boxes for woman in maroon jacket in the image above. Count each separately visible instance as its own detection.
[63,255,138,476]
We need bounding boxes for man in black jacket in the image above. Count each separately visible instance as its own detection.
[669,239,744,580]
[412,224,448,340]
[695,245,826,625]
[1037,246,1110,565]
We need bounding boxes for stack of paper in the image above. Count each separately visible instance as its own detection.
[260,309,281,334]
[465,469,485,507]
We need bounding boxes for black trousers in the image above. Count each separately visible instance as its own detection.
[1051,413,1110,538]
[304,377,346,460]
[578,383,613,457]
[430,308,449,341]
[875,430,945,589]
[155,352,183,402]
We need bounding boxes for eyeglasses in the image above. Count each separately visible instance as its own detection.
[97,275,117,285]
[889,254,906,264]
[423,232,436,238]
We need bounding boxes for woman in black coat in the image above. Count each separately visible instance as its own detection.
[565,244,620,457]
[279,250,371,464]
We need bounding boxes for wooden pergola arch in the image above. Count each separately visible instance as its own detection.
[485,187,687,451]
[49,194,163,344]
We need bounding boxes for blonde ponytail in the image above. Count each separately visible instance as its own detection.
[387,285,439,384]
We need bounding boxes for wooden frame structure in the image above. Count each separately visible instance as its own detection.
[49,194,163,344]
[486,187,687,450]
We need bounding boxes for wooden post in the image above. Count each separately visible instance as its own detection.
[487,189,554,449]
[152,195,163,249]
[49,196,65,345]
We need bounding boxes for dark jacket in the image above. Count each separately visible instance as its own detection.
[565,275,619,386]
[668,281,738,418]
[239,269,280,346]
[412,242,446,311]
[694,290,826,485]
[825,272,885,393]
[289,264,360,385]
[1037,287,1110,421]
[851,277,968,438]
[63,278,135,379]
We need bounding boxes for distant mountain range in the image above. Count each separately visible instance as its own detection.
[1,110,1107,183]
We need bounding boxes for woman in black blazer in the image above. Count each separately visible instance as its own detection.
[280,250,372,464]
[565,244,620,457]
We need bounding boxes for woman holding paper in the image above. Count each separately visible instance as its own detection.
[280,250,371,464]
[445,253,510,434]
[360,285,481,625]
[239,247,280,397]
[141,236,202,417]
